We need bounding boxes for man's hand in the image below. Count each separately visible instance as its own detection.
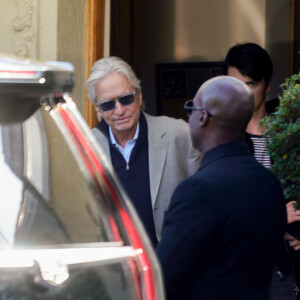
[286,201,300,224]
[284,233,300,251]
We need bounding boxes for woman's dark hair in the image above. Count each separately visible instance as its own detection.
[223,43,273,85]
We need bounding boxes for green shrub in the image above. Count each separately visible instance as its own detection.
[261,72,300,207]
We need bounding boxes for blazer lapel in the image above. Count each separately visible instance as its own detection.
[148,128,168,208]
[91,128,111,160]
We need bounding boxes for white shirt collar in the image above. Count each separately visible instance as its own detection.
[109,122,140,148]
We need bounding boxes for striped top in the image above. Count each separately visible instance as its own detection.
[248,133,271,169]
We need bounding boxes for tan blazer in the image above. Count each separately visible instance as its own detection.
[92,112,202,240]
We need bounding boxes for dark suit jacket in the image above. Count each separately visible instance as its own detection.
[156,141,287,300]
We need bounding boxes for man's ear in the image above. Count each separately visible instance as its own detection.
[198,110,210,127]
[136,89,142,105]
[95,106,102,121]
[266,76,272,92]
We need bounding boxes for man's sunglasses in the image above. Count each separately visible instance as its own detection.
[95,89,137,112]
[184,100,211,117]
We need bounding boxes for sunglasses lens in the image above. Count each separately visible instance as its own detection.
[185,109,191,117]
[119,94,135,106]
[100,100,116,112]
[187,100,193,107]
[98,91,136,111]
[184,100,193,117]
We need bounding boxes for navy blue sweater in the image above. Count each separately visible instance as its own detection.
[96,113,158,246]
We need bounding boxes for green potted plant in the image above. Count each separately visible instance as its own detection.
[261,72,300,207]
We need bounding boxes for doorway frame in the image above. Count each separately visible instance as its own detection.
[85,0,106,128]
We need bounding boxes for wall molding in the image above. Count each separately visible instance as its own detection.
[12,0,37,57]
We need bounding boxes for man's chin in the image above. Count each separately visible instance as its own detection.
[113,123,135,134]
[114,122,131,130]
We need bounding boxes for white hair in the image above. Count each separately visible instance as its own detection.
[86,56,141,104]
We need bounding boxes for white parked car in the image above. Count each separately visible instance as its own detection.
[0,53,165,300]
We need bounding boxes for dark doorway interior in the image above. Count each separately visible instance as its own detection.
[110,0,141,79]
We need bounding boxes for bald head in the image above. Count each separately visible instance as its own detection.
[189,76,254,152]
[196,76,253,130]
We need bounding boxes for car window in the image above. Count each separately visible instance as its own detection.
[0,247,142,300]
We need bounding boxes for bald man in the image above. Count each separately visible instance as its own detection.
[156,76,287,300]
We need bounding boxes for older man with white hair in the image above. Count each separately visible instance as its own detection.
[86,56,201,247]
